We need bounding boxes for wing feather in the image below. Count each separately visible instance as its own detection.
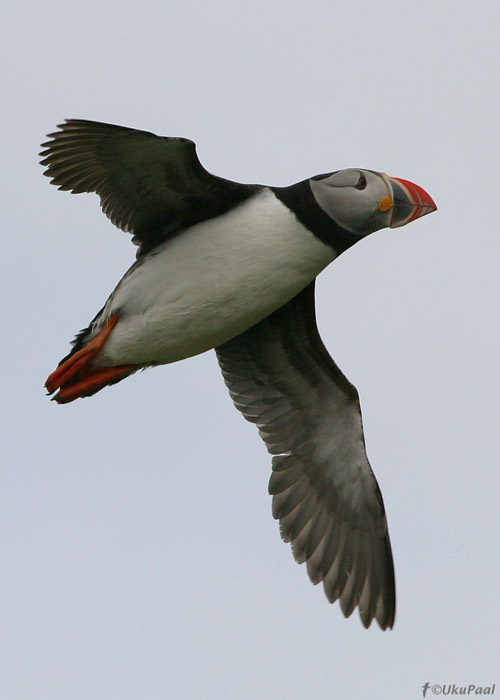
[216,282,395,629]
[40,119,260,254]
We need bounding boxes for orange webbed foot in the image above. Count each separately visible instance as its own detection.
[46,315,137,402]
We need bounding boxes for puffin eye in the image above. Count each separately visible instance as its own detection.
[355,174,367,190]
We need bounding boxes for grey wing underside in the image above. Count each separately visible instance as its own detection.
[40,119,260,255]
[216,282,395,629]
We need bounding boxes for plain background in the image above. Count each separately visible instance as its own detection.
[3,1,499,698]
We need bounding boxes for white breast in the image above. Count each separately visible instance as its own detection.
[97,188,337,366]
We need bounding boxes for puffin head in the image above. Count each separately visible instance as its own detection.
[309,169,437,236]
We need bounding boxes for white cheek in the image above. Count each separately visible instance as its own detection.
[310,181,391,234]
[310,182,369,232]
[330,197,372,232]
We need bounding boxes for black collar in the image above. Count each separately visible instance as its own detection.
[270,180,359,254]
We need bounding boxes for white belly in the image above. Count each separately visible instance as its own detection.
[97,189,337,366]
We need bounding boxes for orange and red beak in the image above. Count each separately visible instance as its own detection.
[387,176,437,228]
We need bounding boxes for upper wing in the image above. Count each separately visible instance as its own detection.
[40,119,260,255]
[216,282,395,629]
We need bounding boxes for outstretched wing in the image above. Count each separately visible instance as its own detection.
[216,282,395,629]
[40,119,260,255]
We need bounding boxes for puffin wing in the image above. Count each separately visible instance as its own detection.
[216,282,395,629]
[40,119,260,254]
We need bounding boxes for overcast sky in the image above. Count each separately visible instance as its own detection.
[3,1,499,699]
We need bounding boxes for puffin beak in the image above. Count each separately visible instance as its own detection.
[386,175,437,228]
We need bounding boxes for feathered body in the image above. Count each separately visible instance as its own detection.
[41,119,436,629]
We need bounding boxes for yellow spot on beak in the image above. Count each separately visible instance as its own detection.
[378,196,394,212]
[378,196,394,211]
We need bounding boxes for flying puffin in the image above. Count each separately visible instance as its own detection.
[41,119,437,630]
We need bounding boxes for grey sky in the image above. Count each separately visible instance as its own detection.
[3,1,499,698]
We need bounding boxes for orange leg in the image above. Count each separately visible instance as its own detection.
[46,315,137,403]
[54,365,137,403]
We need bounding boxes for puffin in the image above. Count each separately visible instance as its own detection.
[41,119,437,629]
